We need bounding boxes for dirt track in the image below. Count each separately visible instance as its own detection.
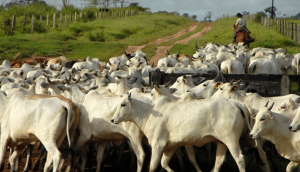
[125,22,211,67]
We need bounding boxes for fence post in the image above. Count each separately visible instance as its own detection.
[294,23,297,42]
[95,12,97,20]
[298,25,300,44]
[46,14,49,31]
[40,15,42,25]
[281,75,290,96]
[80,12,82,19]
[11,15,16,33]
[59,13,62,28]
[150,69,162,88]
[53,13,56,28]
[291,23,294,39]
[23,14,26,27]
[70,13,72,23]
[75,12,77,21]
[31,15,34,33]
[65,14,67,27]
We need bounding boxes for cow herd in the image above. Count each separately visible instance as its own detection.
[1,42,300,172]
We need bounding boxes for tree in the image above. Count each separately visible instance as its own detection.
[119,0,131,7]
[205,11,212,21]
[62,0,70,8]
[264,6,277,18]
[253,11,267,23]
[242,11,250,16]
[182,13,188,18]
[81,0,100,7]
[191,14,197,21]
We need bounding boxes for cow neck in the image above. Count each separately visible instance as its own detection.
[71,86,86,105]
[130,97,153,132]
[116,81,129,95]
[262,113,294,159]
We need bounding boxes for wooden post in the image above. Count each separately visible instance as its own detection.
[31,15,34,33]
[3,16,5,35]
[70,13,72,23]
[294,23,297,42]
[75,12,77,21]
[80,12,82,18]
[65,14,67,27]
[99,12,101,20]
[298,25,300,44]
[95,12,97,20]
[281,75,290,96]
[40,15,42,25]
[46,14,49,31]
[291,23,294,39]
[59,13,62,28]
[23,14,26,27]
[53,13,56,28]
[150,69,162,88]
[11,15,16,33]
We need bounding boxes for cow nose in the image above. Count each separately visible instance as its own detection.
[187,90,190,92]
[289,126,293,131]
[111,119,114,123]
[249,134,253,138]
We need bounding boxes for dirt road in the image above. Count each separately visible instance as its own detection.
[125,22,211,67]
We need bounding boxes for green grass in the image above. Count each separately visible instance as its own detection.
[170,17,300,56]
[0,13,195,62]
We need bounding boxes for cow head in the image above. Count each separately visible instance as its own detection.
[249,101,275,139]
[111,93,134,124]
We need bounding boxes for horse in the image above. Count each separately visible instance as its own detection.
[233,25,254,48]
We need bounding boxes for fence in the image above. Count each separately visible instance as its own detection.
[246,14,300,44]
[2,10,150,35]
[149,69,300,97]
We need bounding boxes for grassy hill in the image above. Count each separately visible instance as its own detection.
[0,12,195,62]
[170,17,300,55]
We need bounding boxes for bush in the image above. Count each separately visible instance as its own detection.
[254,12,266,23]
[88,30,106,42]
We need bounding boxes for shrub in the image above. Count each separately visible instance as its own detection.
[88,30,106,42]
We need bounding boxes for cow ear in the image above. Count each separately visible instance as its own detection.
[231,85,239,91]
[289,98,294,109]
[183,79,187,85]
[154,85,160,94]
[251,114,257,119]
[268,112,273,119]
[169,88,177,94]
[141,87,145,93]
[214,82,222,88]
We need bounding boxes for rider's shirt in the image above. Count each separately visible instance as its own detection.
[236,17,247,28]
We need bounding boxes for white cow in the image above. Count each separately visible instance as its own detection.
[111,93,260,172]
[291,53,300,74]
[220,56,245,74]
[250,102,300,172]
[57,84,145,172]
[0,92,73,172]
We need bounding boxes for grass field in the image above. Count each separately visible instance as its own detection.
[0,13,195,62]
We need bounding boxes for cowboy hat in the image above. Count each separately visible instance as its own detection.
[236,13,243,17]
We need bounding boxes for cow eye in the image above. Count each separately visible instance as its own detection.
[151,94,153,96]
[177,80,179,82]
[203,84,207,87]
[220,88,223,90]
[121,104,126,107]
[281,106,286,109]
[260,118,265,121]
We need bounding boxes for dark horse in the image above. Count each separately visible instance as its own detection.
[233,25,254,48]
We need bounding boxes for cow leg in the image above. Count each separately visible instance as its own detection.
[127,140,136,171]
[286,161,299,172]
[185,145,201,172]
[149,144,165,172]
[127,137,145,172]
[0,136,9,170]
[205,143,212,166]
[9,146,25,172]
[211,142,227,172]
[256,142,271,172]
[43,142,62,172]
[64,151,73,172]
[226,142,245,172]
[160,148,177,172]
[24,144,34,172]
[96,142,106,172]
[174,147,185,172]
[79,146,88,172]
[58,157,65,172]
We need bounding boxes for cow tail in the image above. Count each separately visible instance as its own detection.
[62,102,72,149]
[247,62,255,74]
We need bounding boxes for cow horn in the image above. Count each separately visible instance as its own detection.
[128,92,131,98]
[65,77,70,85]
[235,79,242,84]
[183,75,186,79]
[13,52,21,62]
[151,62,154,68]
[268,102,275,111]
[32,56,38,65]
[46,75,55,85]
[164,80,171,87]
[229,79,234,85]
[50,65,54,71]
[167,49,170,55]
[284,48,287,55]
[264,101,269,107]
[176,51,180,58]
[195,43,199,50]
[75,76,81,84]
[108,61,112,66]
[155,81,160,88]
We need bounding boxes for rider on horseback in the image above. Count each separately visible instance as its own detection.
[232,13,250,43]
